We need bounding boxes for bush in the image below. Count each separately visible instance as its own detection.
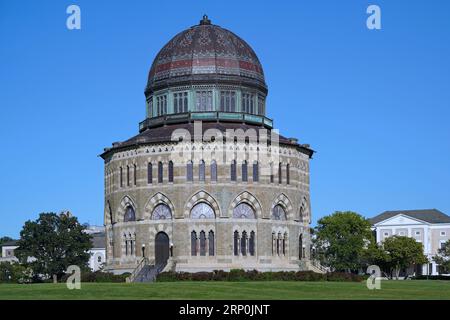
[0,262,33,284]
[413,275,450,280]
[156,270,362,282]
[60,270,129,283]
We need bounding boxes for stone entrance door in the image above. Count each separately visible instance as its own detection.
[155,232,169,265]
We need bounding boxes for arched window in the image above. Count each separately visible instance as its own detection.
[230,160,237,181]
[278,162,282,184]
[151,204,172,220]
[272,232,276,255]
[233,203,255,219]
[158,162,163,183]
[191,231,197,256]
[127,165,130,186]
[249,231,255,256]
[210,160,217,182]
[124,235,128,255]
[199,160,205,181]
[283,232,287,255]
[120,167,123,187]
[272,205,287,221]
[199,231,206,256]
[300,205,304,222]
[252,161,259,182]
[242,161,248,182]
[208,230,215,256]
[168,161,174,183]
[299,234,303,259]
[277,233,281,255]
[241,231,247,256]
[124,206,136,222]
[147,163,152,184]
[234,231,239,256]
[286,164,290,185]
[191,202,215,219]
[186,161,193,181]
[133,164,137,185]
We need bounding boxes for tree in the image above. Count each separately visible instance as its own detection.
[313,211,373,272]
[15,212,92,281]
[433,240,450,274]
[382,236,428,279]
[0,236,14,248]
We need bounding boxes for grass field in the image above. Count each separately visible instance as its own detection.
[0,280,450,300]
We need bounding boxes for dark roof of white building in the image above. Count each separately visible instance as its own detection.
[369,209,450,225]
[91,232,106,249]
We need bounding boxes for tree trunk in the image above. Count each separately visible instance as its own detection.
[53,274,57,284]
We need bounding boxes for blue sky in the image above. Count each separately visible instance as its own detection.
[1,0,449,237]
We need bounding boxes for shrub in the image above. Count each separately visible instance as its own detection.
[413,275,450,280]
[60,270,129,283]
[156,270,361,282]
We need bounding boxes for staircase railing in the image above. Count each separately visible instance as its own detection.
[311,259,330,273]
[126,257,149,283]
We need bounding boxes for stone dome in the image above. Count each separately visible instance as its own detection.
[145,15,267,96]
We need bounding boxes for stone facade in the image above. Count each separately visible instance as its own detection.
[103,140,312,273]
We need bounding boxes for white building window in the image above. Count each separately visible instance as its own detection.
[440,231,446,236]
[195,90,213,111]
[415,231,421,236]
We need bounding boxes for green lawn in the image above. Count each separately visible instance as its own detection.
[0,280,449,300]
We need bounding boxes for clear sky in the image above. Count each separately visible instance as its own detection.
[1,0,449,238]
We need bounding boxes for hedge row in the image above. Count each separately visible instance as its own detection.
[60,270,130,283]
[156,269,364,282]
[413,275,450,280]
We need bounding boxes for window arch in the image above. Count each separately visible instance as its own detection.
[210,160,217,182]
[186,161,193,181]
[272,205,287,221]
[252,161,259,182]
[242,160,248,182]
[230,160,237,181]
[124,206,136,222]
[199,160,205,181]
[233,203,255,219]
[158,162,163,183]
[168,161,174,183]
[151,204,172,220]
[191,202,215,219]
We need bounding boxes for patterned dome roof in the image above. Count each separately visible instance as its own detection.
[146,16,266,95]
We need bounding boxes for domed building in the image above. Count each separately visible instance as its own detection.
[101,16,315,277]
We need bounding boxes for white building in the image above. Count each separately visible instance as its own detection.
[0,240,19,263]
[370,209,450,276]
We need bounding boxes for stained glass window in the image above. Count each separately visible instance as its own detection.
[272,205,287,221]
[233,203,255,219]
[191,202,215,219]
[124,206,135,222]
[152,204,172,220]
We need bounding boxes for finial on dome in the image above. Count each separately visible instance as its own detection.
[200,14,211,25]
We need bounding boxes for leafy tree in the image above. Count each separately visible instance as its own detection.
[0,262,33,283]
[382,236,428,279]
[313,211,373,272]
[0,236,14,245]
[15,212,92,281]
[433,240,450,274]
